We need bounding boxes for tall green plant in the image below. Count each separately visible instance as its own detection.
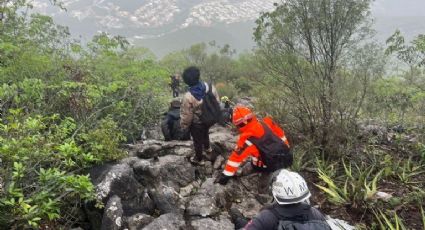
[254,0,384,154]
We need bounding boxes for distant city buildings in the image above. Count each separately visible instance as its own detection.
[33,0,277,30]
[182,0,276,28]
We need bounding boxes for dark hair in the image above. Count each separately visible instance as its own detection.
[182,66,200,86]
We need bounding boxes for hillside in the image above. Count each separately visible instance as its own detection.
[30,0,425,56]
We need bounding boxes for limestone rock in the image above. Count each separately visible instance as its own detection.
[231,197,262,219]
[92,163,143,202]
[191,216,233,230]
[186,194,219,217]
[129,140,192,159]
[197,178,228,208]
[213,155,225,169]
[101,195,123,230]
[127,213,154,230]
[142,213,185,230]
[150,184,183,214]
[134,155,195,189]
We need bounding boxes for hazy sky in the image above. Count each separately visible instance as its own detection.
[372,0,425,17]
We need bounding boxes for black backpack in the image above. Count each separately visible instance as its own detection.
[199,83,222,127]
[270,206,331,230]
[248,122,292,172]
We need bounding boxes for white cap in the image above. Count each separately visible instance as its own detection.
[272,169,311,205]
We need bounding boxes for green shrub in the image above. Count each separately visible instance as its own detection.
[0,112,97,228]
[79,117,127,162]
[215,82,239,100]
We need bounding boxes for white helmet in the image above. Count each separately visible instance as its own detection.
[272,169,311,205]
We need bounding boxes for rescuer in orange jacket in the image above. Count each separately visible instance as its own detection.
[214,105,292,188]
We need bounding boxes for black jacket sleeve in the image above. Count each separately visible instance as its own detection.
[244,209,279,230]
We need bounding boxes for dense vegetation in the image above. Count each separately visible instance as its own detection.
[0,0,424,229]
[0,1,168,228]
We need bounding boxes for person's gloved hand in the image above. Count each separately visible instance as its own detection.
[214,173,231,185]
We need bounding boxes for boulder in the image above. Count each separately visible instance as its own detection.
[150,184,183,214]
[209,126,237,155]
[101,195,123,230]
[142,213,186,230]
[134,155,195,189]
[129,140,192,159]
[231,197,262,219]
[127,213,154,230]
[191,216,233,230]
[186,194,219,217]
[197,178,228,208]
[92,163,144,202]
[119,157,140,168]
[213,155,225,169]
[179,183,195,197]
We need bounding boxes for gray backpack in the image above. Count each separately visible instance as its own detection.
[277,220,331,230]
[269,206,332,230]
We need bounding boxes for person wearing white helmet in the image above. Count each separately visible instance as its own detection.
[230,169,331,230]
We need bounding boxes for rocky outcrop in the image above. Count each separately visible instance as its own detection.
[88,126,354,229]
[191,216,233,230]
[142,213,185,230]
[127,213,154,230]
[101,195,123,230]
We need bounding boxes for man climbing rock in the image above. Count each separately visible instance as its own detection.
[180,66,220,165]
[214,105,292,193]
[230,169,331,230]
[161,98,190,141]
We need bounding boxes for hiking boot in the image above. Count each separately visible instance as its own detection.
[189,156,205,166]
[229,208,250,228]
[203,147,214,161]
[228,207,244,223]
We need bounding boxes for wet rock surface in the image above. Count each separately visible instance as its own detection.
[89,126,354,229]
[142,213,185,230]
[191,216,233,230]
[127,213,154,230]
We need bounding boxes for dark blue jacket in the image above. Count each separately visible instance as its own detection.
[244,203,328,230]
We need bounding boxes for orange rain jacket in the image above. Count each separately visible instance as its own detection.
[222,117,290,176]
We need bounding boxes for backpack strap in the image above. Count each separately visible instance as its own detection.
[206,82,212,94]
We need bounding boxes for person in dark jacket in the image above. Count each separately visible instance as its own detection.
[169,75,180,98]
[161,98,190,141]
[230,169,331,230]
[180,66,219,165]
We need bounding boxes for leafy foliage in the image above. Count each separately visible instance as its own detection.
[0,112,96,228]
[253,0,384,155]
[0,1,168,228]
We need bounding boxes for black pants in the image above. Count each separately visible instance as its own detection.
[190,123,210,160]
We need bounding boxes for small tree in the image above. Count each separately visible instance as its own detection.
[254,0,384,155]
